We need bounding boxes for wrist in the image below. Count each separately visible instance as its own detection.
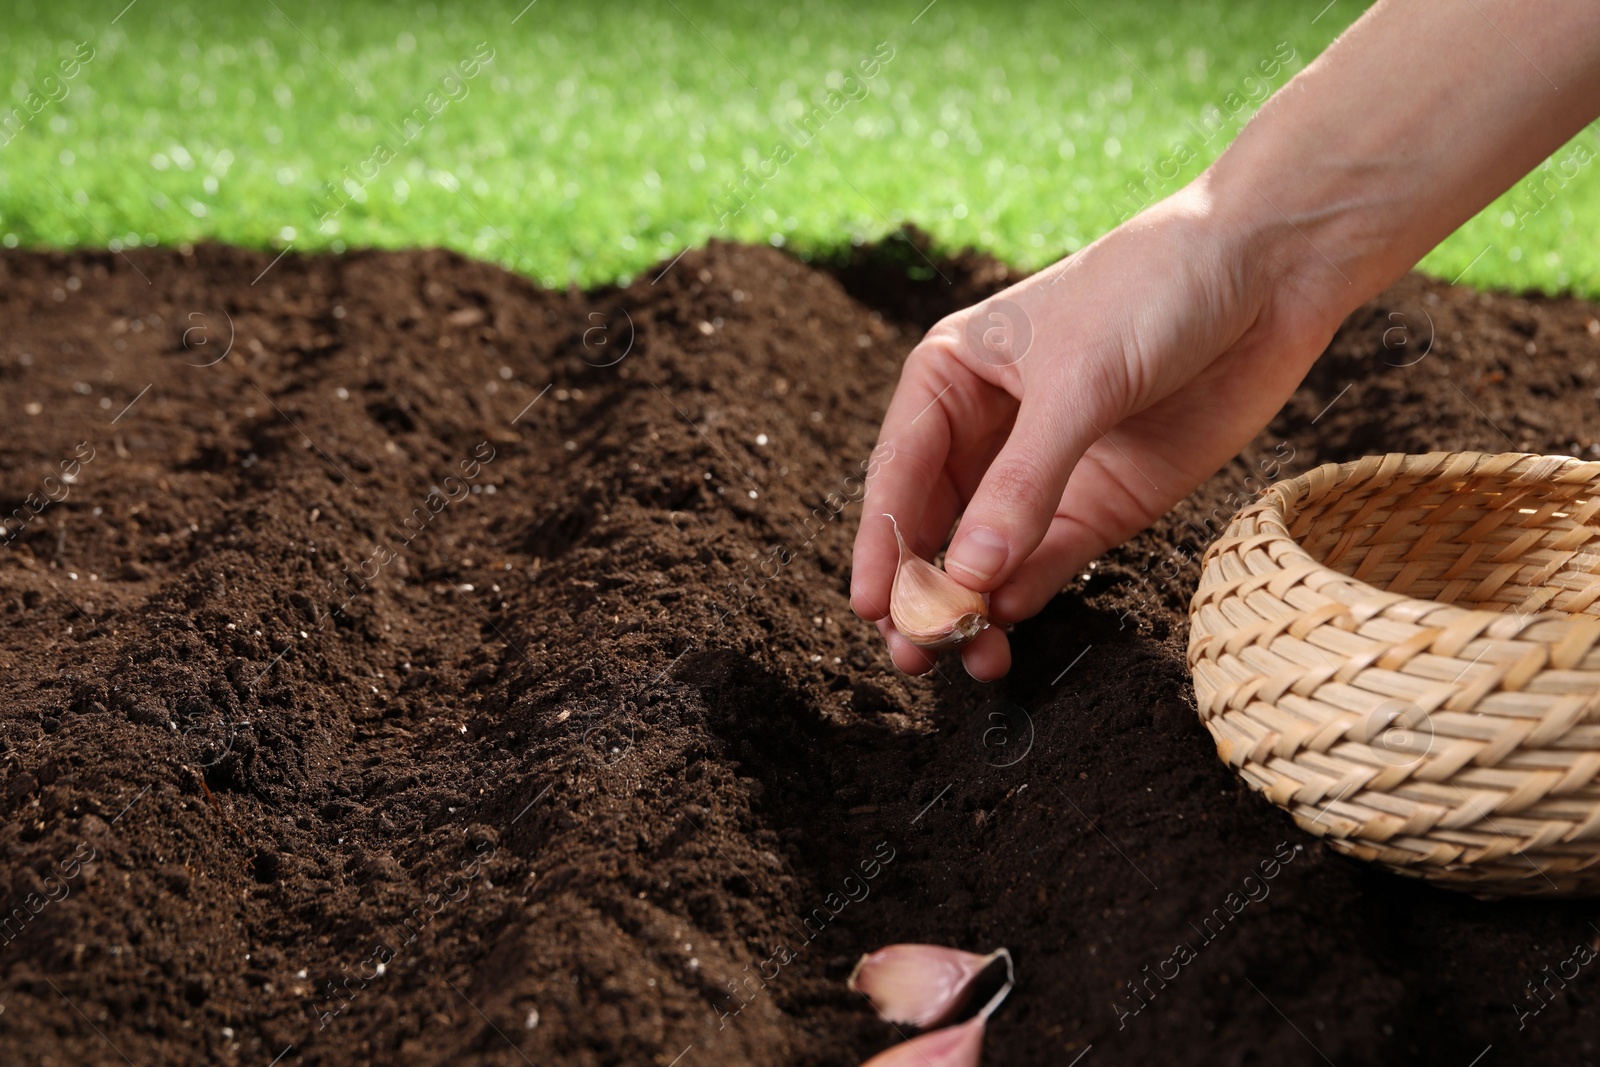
[1189,136,1397,354]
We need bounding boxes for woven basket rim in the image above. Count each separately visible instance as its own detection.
[1187,449,1600,895]
[1235,449,1600,641]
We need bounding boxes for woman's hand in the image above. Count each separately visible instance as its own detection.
[850,0,1600,681]
[849,180,1347,679]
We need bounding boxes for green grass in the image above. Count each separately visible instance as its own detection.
[1,0,1596,293]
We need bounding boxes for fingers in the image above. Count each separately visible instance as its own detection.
[988,513,1109,623]
[943,387,1103,593]
[959,625,1010,681]
[877,616,1012,681]
[850,341,977,621]
[877,617,940,675]
[986,448,1136,622]
[911,468,963,560]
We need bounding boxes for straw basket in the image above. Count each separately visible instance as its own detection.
[1188,452,1600,897]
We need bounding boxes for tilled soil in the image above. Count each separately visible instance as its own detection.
[0,236,1598,1067]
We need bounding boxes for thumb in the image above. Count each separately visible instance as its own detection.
[943,386,1107,591]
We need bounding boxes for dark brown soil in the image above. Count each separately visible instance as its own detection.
[1,234,1598,1067]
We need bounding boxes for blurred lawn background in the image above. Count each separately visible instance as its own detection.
[0,0,1594,291]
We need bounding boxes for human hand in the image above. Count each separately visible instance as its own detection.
[849,181,1348,679]
[851,0,1600,682]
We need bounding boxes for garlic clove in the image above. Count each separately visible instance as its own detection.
[847,944,1009,1029]
[857,1016,986,1067]
[885,516,990,650]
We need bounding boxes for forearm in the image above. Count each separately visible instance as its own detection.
[1205,0,1600,318]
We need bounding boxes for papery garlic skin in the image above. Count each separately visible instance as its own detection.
[848,943,993,1028]
[857,1016,985,1067]
[885,516,990,650]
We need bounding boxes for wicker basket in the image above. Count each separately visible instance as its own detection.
[1188,451,1600,897]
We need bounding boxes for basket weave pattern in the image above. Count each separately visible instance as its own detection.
[1188,452,1600,897]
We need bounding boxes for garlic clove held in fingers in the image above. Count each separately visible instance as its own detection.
[886,515,990,650]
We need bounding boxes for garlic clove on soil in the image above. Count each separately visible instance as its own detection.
[885,516,990,650]
[847,944,1010,1029]
[857,1016,986,1067]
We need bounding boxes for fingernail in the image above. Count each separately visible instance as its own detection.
[945,526,1008,584]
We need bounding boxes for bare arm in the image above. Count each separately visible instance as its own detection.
[1217,0,1600,311]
